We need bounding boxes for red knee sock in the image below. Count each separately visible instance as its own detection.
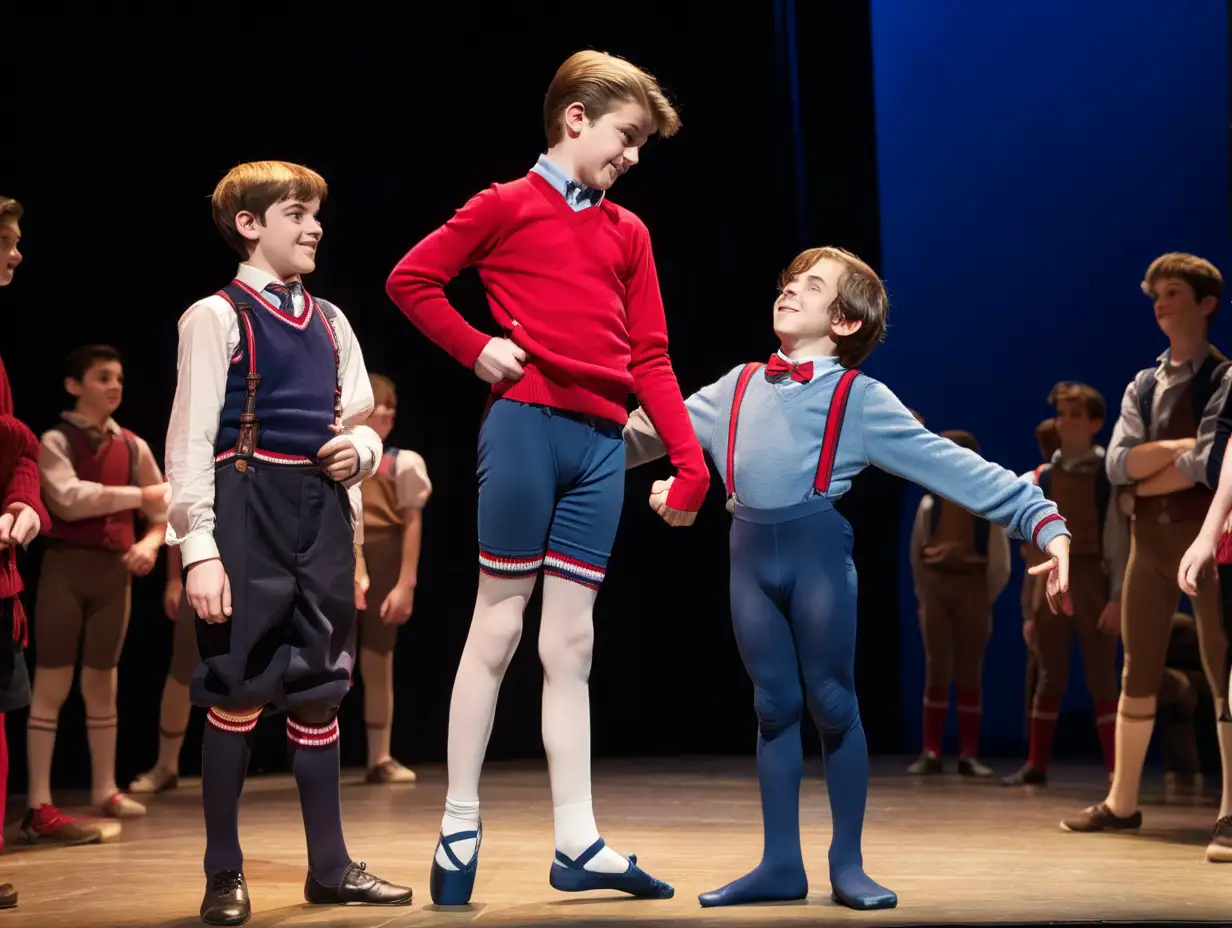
[1094,699,1118,774]
[1028,695,1060,771]
[956,687,982,758]
[922,686,948,756]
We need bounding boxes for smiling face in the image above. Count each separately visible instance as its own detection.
[773,256,848,345]
[236,197,322,282]
[67,359,123,418]
[1150,275,1215,340]
[563,99,653,191]
[0,217,20,286]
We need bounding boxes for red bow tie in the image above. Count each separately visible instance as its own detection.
[765,354,813,384]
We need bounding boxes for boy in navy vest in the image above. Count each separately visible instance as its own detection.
[624,246,1071,910]
[1003,383,1127,787]
[353,372,431,783]
[1067,253,1232,864]
[0,194,53,908]
[166,161,412,924]
[26,344,167,842]
[907,429,1010,778]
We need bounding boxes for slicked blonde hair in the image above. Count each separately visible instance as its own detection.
[211,161,328,256]
[544,50,680,146]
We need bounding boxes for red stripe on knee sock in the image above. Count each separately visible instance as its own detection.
[207,708,261,734]
[287,717,339,748]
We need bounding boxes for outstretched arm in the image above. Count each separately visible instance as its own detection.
[859,381,1067,548]
[859,381,1071,613]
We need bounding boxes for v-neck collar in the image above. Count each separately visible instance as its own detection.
[232,277,317,331]
[526,171,606,225]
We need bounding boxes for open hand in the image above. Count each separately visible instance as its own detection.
[1027,535,1071,615]
[1178,533,1218,596]
[473,337,526,384]
[187,558,232,623]
[381,582,416,626]
[648,477,697,527]
[0,502,40,548]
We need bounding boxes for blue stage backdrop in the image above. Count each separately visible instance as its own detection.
[869,1,1230,756]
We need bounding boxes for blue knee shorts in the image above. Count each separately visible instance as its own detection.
[477,400,625,589]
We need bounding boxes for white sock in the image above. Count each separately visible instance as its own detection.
[156,677,191,773]
[437,796,481,870]
[1105,694,1156,818]
[434,574,534,871]
[1216,695,1232,819]
[360,647,394,767]
[541,576,627,874]
[82,666,120,805]
[26,666,73,809]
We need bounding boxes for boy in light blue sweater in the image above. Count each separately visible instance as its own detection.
[624,246,1072,910]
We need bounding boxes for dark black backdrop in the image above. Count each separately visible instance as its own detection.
[3,6,903,791]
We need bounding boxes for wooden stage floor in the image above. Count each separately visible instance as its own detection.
[1,756,1227,926]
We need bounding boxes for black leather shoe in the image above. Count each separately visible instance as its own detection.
[304,862,413,906]
[0,883,16,909]
[200,870,250,926]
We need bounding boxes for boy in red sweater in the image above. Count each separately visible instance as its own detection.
[387,50,705,904]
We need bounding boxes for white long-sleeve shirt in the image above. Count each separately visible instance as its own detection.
[165,263,381,566]
[40,412,167,523]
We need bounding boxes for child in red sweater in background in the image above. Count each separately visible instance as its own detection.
[0,195,54,908]
[387,50,705,904]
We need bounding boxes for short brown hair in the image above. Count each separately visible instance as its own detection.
[778,246,888,368]
[211,161,328,257]
[544,51,680,146]
[0,197,22,227]
[64,344,121,382]
[1035,418,1061,461]
[1142,252,1223,325]
[369,373,396,407]
[1047,381,1106,421]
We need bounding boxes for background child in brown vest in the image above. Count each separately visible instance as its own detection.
[908,429,1011,776]
[1003,383,1127,786]
[1022,418,1064,727]
[353,374,430,782]
[1066,253,1231,866]
[23,345,168,842]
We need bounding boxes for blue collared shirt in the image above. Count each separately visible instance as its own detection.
[531,155,604,211]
